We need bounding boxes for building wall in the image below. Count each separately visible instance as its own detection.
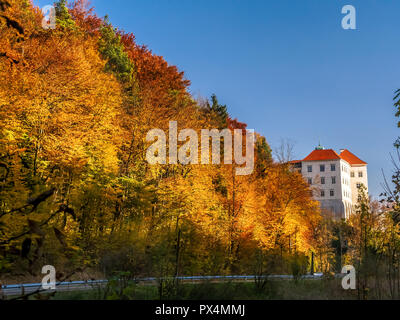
[339,159,353,219]
[301,159,352,219]
[349,164,368,206]
[320,199,345,220]
[301,159,342,198]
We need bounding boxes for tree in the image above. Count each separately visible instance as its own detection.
[55,0,76,29]
[0,0,326,291]
[98,20,133,83]
[206,94,228,128]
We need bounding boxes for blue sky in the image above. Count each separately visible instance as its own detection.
[33,0,400,197]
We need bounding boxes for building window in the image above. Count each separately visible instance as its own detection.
[358,171,363,178]
[321,177,325,184]
[331,164,336,171]
[331,176,336,184]
[307,165,312,173]
[351,171,355,178]
[356,183,361,188]
[320,165,325,172]
[321,190,325,197]
[330,190,334,197]
[308,178,312,185]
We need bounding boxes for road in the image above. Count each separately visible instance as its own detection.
[1,274,327,297]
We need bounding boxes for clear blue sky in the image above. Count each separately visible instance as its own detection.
[33,0,400,197]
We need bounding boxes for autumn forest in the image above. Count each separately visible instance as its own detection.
[1,0,400,300]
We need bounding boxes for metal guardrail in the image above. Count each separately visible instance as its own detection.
[1,273,327,294]
[1,279,108,290]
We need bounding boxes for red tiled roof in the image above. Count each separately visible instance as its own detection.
[301,148,367,165]
[303,149,342,162]
[288,160,301,164]
[339,149,367,165]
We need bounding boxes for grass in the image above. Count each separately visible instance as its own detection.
[46,278,357,300]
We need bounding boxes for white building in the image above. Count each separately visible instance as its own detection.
[290,145,368,219]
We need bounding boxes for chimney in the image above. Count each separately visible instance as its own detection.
[340,149,345,154]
